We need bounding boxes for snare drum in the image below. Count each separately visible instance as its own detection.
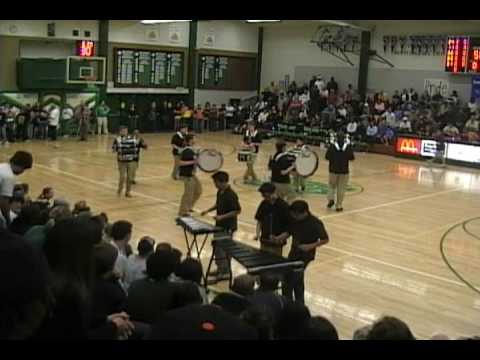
[237,149,252,162]
[197,149,224,173]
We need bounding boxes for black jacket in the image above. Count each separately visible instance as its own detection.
[325,143,354,174]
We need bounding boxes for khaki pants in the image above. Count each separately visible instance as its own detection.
[132,161,139,182]
[292,172,306,191]
[118,161,136,195]
[172,154,180,180]
[179,176,203,216]
[327,173,349,209]
[261,242,283,256]
[273,182,295,204]
[97,117,108,135]
[243,153,258,182]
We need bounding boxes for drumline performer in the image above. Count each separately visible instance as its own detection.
[178,134,203,217]
[269,140,296,203]
[201,171,241,283]
[254,182,292,256]
[171,125,188,180]
[131,130,148,185]
[290,138,308,193]
[325,131,354,212]
[112,126,141,198]
[242,122,262,184]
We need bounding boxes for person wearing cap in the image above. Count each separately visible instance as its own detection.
[242,122,262,184]
[254,182,292,256]
[0,151,33,227]
[325,132,354,212]
[112,126,142,197]
[269,140,295,203]
[124,236,155,289]
[171,124,188,180]
[178,134,202,217]
[275,200,329,304]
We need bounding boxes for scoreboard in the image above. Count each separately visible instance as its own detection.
[445,36,480,74]
[114,48,185,88]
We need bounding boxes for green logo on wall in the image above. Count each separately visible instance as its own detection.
[234,178,363,195]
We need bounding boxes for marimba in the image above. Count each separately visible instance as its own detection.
[176,217,224,258]
[205,237,304,288]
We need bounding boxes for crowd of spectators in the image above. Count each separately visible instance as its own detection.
[237,77,480,147]
[1,154,478,339]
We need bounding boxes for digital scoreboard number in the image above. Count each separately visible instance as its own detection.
[445,36,480,74]
[76,40,95,57]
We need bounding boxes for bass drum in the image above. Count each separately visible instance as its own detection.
[197,149,224,173]
[295,149,319,177]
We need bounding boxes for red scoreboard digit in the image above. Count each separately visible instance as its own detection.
[76,40,95,57]
[445,36,469,73]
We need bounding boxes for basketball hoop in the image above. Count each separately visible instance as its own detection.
[83,76,97,90]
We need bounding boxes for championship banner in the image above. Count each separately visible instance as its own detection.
[471,75,480,101]
[0,92,38,108]
[424,79,449,97]
[40,93,62,108]
[65,92,97,109]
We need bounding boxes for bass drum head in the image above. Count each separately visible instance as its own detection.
[197,149,223,173]
[295,149,319,177]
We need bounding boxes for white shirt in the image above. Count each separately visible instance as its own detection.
[258,112,269,123]
[315,80,324,91]
[111,241,129,284]
[384,111,397,128]
[0,163,15,197]
[299,93,310,104]
[62,108,74,120]
[125,254,147,289]
[399,121,412,132]
[347,122,358,133]
[49,107,60,127]
[337,108,347,117]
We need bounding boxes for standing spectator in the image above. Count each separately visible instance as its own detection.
[61,106,74,137]
[181,105,193,129]
[15,108,28,142]
[96,100,111,135]
[225,103,235,129]
[327,77,338,93]
[0,151,33,227]
[128,103,138,132]
[5,107,16,143]
[48,105,60,147]
[75,101,89,142]
[345,84,354,104]
[209,104,218,131]
[325,132,354,212]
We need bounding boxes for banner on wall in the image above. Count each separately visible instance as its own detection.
[424,79,449,97]
[0,92,38,107]
[65,92,97,109]
[40,93,63,109]
[471,76,480,101]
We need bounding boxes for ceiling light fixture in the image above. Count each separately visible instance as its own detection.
[246,20,281,23]
[141,20,192,24]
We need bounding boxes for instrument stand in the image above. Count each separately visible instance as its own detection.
[182,228,211,259]
[204,238,234,291]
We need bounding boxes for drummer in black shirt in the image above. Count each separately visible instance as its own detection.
[276,200,329,304]
[242,122,262,184]
[201,171,242,282]
[269,140,296,203]
[171,125,188,180]
[178,134,202,216]
[254,182,292,256]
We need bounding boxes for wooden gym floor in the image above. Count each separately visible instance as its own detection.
[2,131,480,340]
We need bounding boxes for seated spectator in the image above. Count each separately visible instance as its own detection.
[212,292,252,317]
[126,249,179,324]
[467,97,478,114]
[299,316,339,340]
[92,242,127,323]
[125,236,155,289]
[72,200,91,218]
[110,220,133,285]
[37,187,55,208]
[463,115,480,141]
[365,121,378,144]
[24,205,72,250]
[365,316,415,340]
[149,304,258,340]
[171,281,204,309]
[9,203,49,236]
[383,107,397,128]
[346,119,358,139]
[276,302,311,340]
[231,274,256,297]
[398,116,412,133]
[175,257,208,304]
[37,218,134,340]
[374,98,386,115]
[327,90,337,106]
[240,305,275,340]
[443,122,460,138]
[0,230,51,339]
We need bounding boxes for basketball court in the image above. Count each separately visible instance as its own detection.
[2,131,479,339]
